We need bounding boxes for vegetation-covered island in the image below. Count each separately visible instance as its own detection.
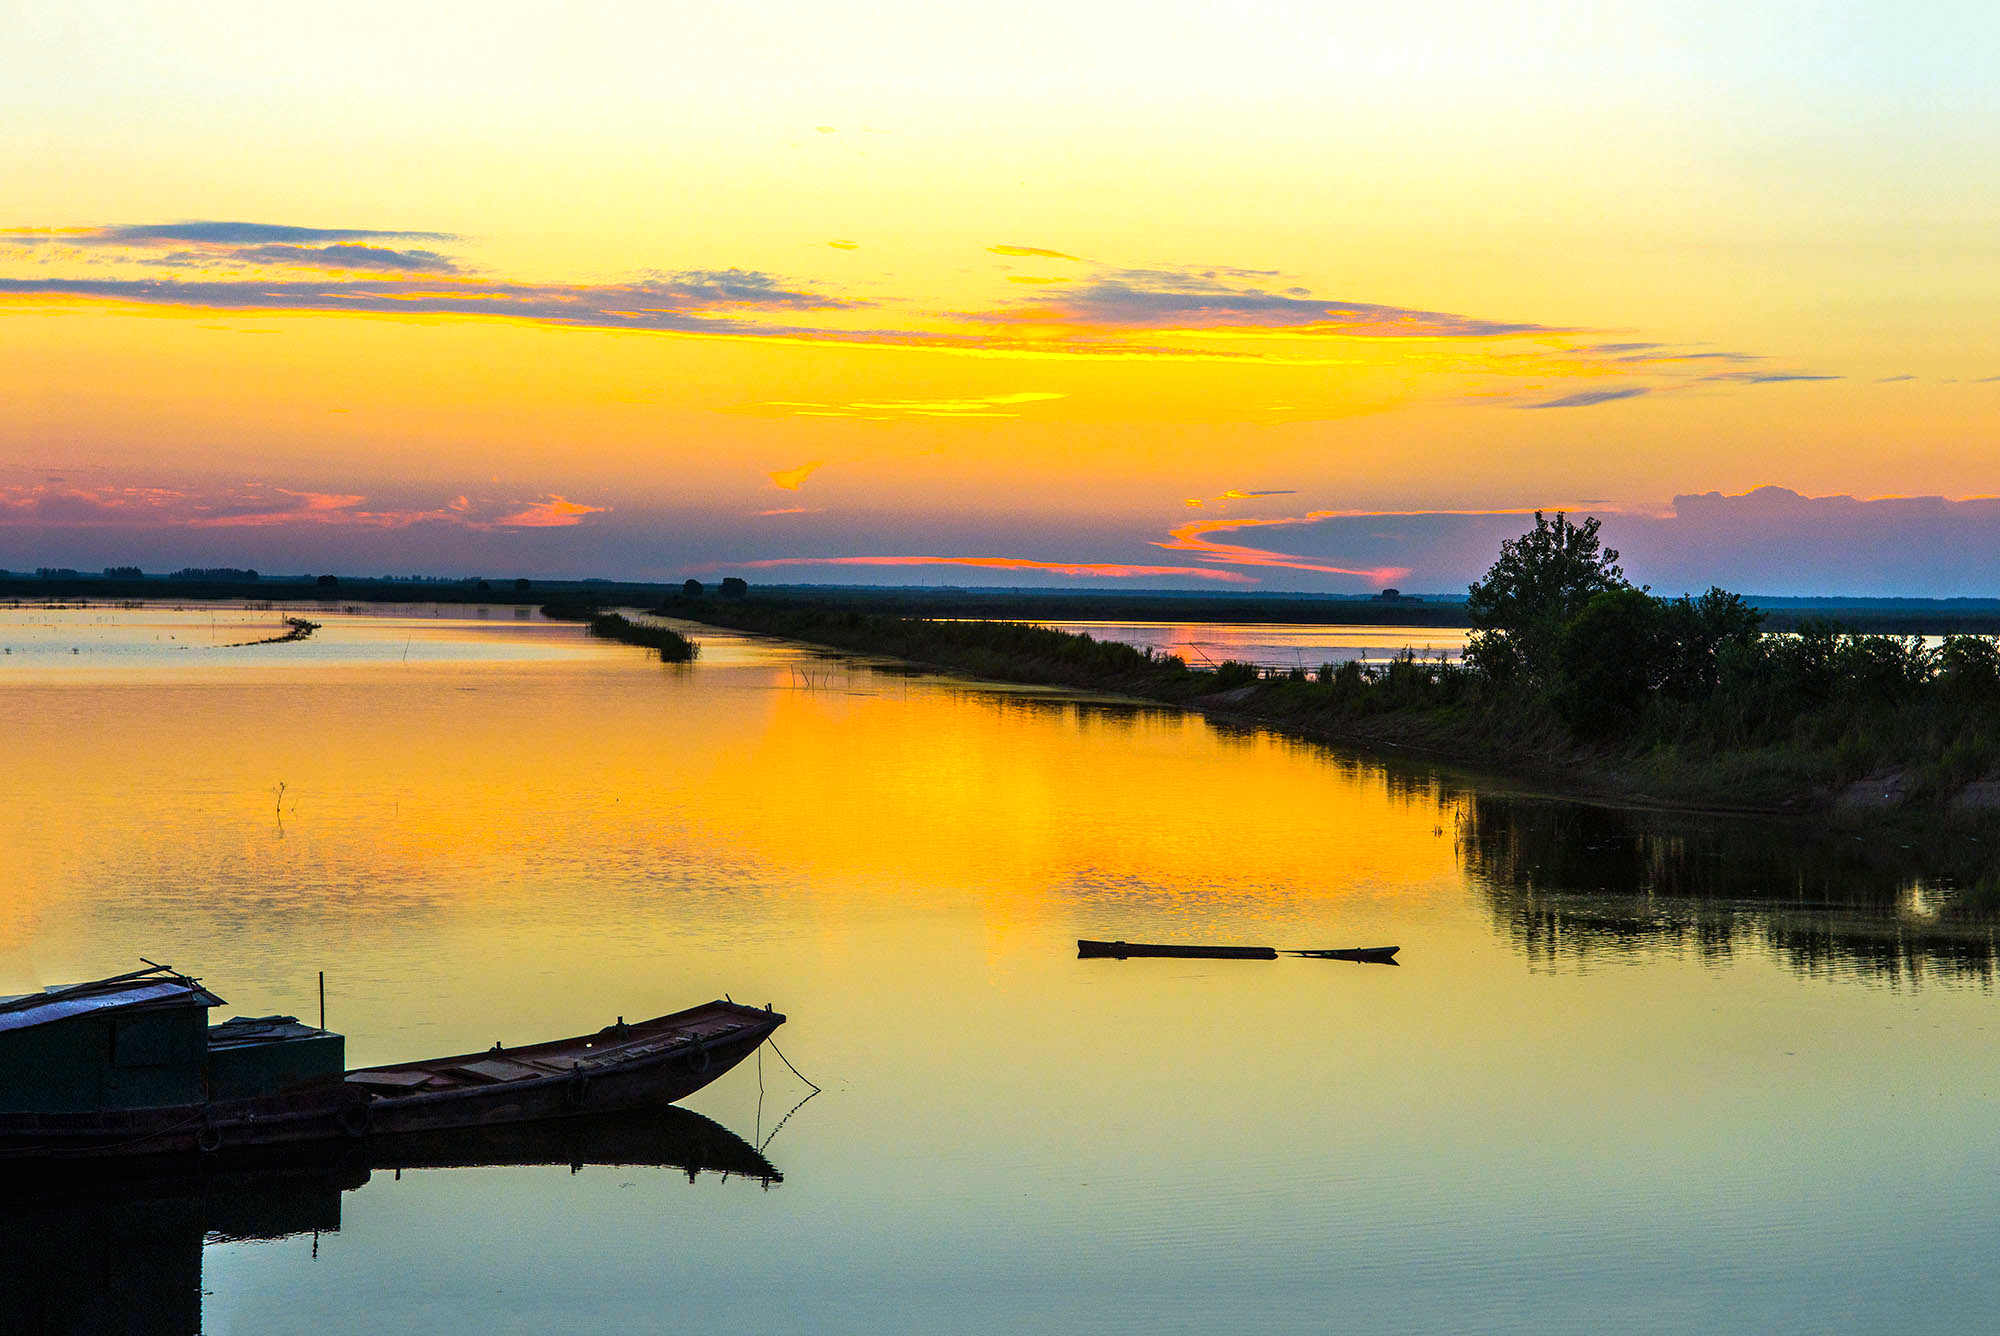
[658,514,2000,819]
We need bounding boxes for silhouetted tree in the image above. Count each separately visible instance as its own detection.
[514,577,532,593]
[1558,587,1663,732]
[316,574,339,588]
[719,577,748,600]
[1656,587,1763,698]
[682,579,705,597]
[1466,512,1627,686]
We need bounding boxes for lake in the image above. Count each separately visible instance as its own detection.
[3,603,1998,1334]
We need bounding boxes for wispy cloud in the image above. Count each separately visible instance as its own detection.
[1000,269,1556,338]
[0,482,609,532]
[1154,512,1412,582]
[990,245,1081,261]
[768,462,823,491]
[0,271,867,338]
[5,221,456,247]
[1525,386,1651,409]
[737,554,1253,583]
[220,243,460,272]
[2,221,1831,404]
[1183,487,1299,509]
[756,391,1064,420]
[4,220,468,274]
[492,495,608,528]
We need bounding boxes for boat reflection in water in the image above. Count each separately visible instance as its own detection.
[0,1107,780,1336]
[1459,792,2000,983]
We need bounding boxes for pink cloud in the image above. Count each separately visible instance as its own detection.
[739,555,1253,583]
[491,494,610,528]
[0,482,610,534]
[1154,513,1411,583]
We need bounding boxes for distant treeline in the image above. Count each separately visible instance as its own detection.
[8,568,2000,634]
[0,571,680,607]
[689,583,2000,634]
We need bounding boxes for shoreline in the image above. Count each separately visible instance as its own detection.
[650,597,1999,830]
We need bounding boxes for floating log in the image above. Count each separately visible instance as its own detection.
[1077,940,1401,964]
[1077,940,1277,960]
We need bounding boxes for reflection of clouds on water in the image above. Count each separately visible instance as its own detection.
[1030,620,1466,670]
[0,602,595,675]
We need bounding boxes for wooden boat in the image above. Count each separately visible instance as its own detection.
[1078,939,1400,964]
[0,963,785,1162]
[342,1002,784,1139]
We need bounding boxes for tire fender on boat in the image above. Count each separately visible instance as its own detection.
[564,1072,591,1108]
[196,1123,223,1154]
[685,1042,712,1075]
[340,1100,373,1138]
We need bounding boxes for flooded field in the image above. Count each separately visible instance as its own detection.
[3,605,1999,1334]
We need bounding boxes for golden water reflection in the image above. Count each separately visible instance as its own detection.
[7,608,2000,1332]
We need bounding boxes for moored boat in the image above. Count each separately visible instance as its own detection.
[0,963,784,1162]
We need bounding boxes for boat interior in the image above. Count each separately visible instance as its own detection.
[344,1001,770,1099]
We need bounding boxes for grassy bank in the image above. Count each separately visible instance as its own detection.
[647,595,2000,821]
[542,604,699,663]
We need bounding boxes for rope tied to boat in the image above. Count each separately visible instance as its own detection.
[766,1037,820,1095]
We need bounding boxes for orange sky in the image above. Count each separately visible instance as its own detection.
[5,1,1997,592]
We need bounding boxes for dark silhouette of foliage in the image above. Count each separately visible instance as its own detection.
[1465,511,1626,687]
[584,612,699,662]
[1558,587,1664,733]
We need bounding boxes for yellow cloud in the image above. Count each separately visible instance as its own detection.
[768,461,824,491]
[989,245,1081,261]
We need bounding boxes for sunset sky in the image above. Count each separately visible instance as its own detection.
[6,0,1997,593]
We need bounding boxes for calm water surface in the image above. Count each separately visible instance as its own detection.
[3,605,1999,1334]
[1028,619,1467,668]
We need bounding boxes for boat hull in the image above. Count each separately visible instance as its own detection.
[360,1019,779,1138]
[0,1001,783,1162]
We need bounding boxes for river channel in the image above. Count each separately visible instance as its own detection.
[2,604,1997,1334]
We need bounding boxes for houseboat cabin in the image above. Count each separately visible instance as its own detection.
[0,965,343,1115]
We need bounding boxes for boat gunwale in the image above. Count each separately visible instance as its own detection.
[344,999,782,1082]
